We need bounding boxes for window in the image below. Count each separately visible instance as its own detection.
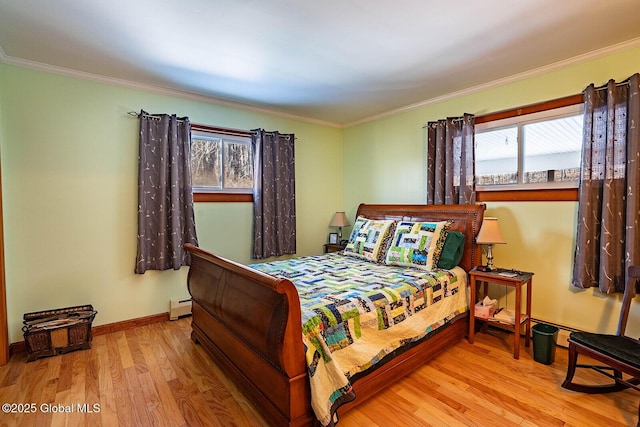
[190,131,253,193]
[475,104,583,190]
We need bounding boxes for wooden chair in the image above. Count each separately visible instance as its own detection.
[562,265,640,426]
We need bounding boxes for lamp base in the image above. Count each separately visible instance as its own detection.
[485,244,497,271]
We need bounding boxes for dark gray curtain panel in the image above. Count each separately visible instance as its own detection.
[573,74,640,294]
[426,113,476,204]
[135,111,198,274]
[252,129,296,259]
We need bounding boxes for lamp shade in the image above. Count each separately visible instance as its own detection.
[476,217,506,244]
[330,211,350,227]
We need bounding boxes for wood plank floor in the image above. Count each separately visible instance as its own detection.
[0,318,637,427]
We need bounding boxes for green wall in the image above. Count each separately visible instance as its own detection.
[0,64,343,343]
[342,45,640,337]
[1,43,639,344]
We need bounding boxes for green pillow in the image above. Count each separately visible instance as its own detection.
[437,231,465,269]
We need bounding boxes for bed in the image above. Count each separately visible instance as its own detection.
[185,203,486,426]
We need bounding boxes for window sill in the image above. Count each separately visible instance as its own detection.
[477,188,578,202]
[193,193,253,203]
[195,190,576,203]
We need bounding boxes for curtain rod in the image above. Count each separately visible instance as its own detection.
[587,78,634,92]
[192,123,253,137]
[421,116,467,129]
[129,112,246,134]
[424,93,584,128]
[128,111,190,122]
[421,76,635,128]
[128,111,296,140]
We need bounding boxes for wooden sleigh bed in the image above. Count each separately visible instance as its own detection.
[185,203,486,426]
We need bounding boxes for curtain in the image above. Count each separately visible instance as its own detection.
[426,113,476,204]
[135,111,198,274]
[252,129,296,259]
[573,74,640,294]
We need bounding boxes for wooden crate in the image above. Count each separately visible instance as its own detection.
[22,305,97,362]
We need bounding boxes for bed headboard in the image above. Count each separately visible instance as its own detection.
[355,203,486,272]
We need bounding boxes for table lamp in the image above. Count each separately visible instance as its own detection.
[330,212,350,243]
[476,217,506,271]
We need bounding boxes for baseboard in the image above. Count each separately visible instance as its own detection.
[92,312,169,336]
[9,312,170,357]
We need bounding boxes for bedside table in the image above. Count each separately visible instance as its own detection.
[324,243,345,253]
[468,268,533,359]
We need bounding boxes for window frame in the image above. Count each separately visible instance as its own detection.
[475,104,583,191]
[474,94,583,202]
[190,124,254,203]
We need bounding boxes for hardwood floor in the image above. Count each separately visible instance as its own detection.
[0,318,637,427]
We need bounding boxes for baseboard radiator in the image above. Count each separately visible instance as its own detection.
[169,298,192,320]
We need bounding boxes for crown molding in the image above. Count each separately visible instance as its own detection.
[3,36,640,130]
[345,37,640,127]
[0,54,342,129]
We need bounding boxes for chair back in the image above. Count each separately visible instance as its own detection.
[617,265,640,336]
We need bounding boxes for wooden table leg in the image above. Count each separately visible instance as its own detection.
[525,277,532,348]
[514,282,521,359]
[468,276,476,343]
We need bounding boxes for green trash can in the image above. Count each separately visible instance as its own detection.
[532,323,559,365]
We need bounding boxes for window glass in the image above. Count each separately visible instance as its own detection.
[191,136,222,189]
[223,140,253,189]
[475,104,583,189]
[191,132,252,192]
[522,114,582,184]
[475,126,518,185]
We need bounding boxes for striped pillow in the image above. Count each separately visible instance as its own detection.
[384,220,451,270]
[343,217,396,263]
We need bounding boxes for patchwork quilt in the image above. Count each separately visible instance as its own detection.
[250,252,468,426]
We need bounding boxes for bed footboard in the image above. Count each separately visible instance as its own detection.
[184,203,485,426]
[185,244,312,427]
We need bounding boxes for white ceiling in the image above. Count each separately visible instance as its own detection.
[1,0,640,126]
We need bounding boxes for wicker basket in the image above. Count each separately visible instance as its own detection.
[22,305,97,362]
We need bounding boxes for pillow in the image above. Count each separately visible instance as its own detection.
[384,220,451,270]
[343,217,395,263]
[436,231,465,269]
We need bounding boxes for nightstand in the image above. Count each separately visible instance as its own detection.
[324,243,345,253]
[468,267,533,359]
